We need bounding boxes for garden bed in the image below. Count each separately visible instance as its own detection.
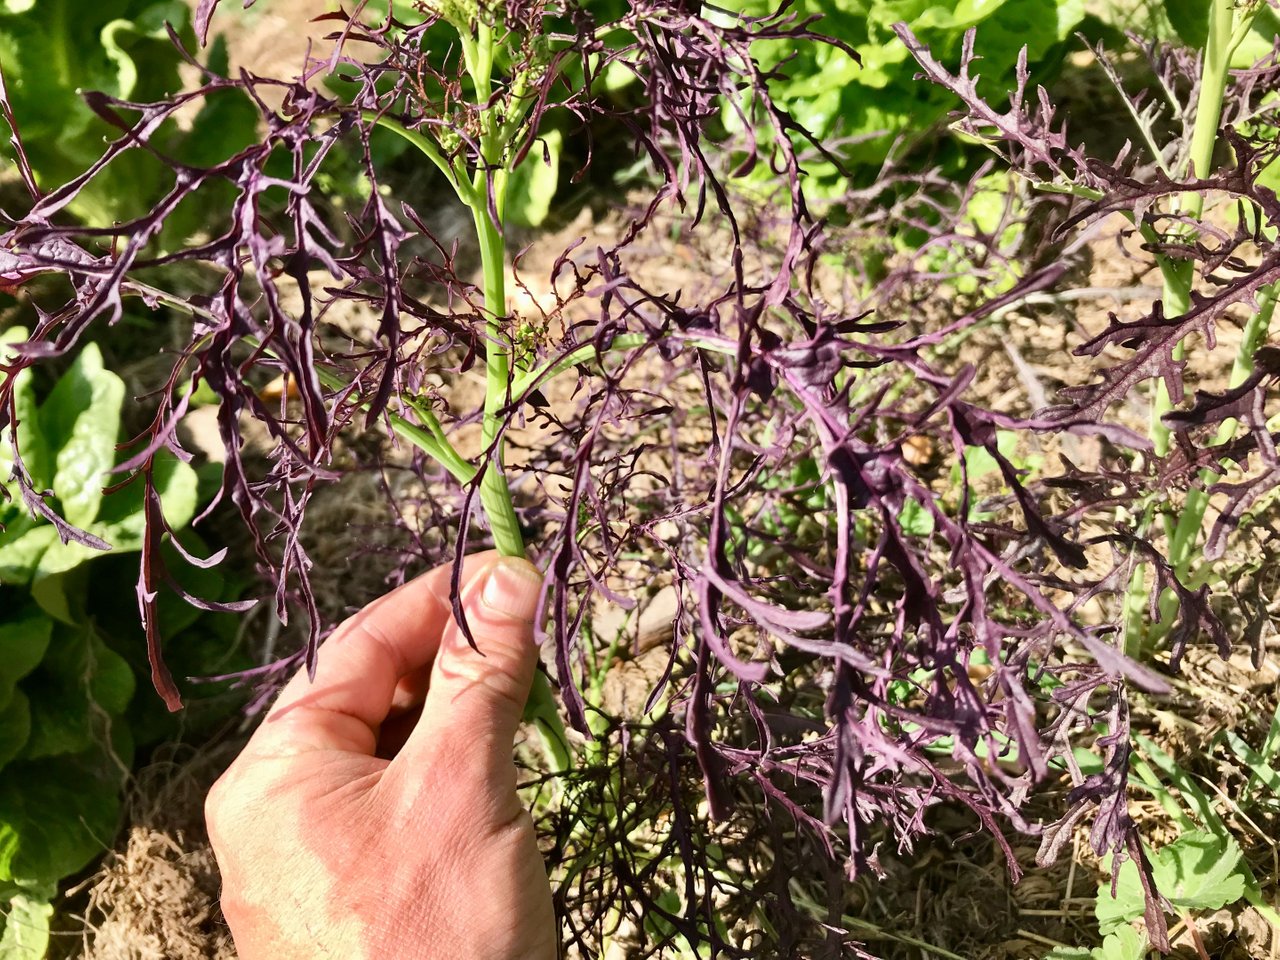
[6,0,1280,957]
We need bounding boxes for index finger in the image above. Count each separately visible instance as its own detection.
[250,551,497,756]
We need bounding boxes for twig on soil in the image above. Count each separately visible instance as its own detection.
[1184,912,1212,960]
[1065,832,1081,916]
[1001,337,1050,411]
[1018,908,1093,917]
[1014,928,1075,949]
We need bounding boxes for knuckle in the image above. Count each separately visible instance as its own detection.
[203,761,257,841]
[203,772,231,833]
[204,772,248,849]
[344,615,411,677]
[448,655,528,713]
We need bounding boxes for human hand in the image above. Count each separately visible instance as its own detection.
[205,551,556,960]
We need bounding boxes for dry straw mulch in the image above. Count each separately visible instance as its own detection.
[59,743,241,960]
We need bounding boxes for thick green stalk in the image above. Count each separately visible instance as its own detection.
[1121,568,1146,660]
[1215,289,1277,437]
[469,192,568,767]
[471,197,525,559]
[1184,0,1237,206]
[1149,276,1193,460]
[463,25,524,562]
[1149,0,1236,459]
[1127,0,1241,652]
[465,26,571,774]
[1171,285,1277,570]
[372,21,569,772]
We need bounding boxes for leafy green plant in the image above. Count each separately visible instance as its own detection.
[1046,925,1147,960]
[0,0,257,231]
[1097,829,1251,930]
[0,329,239,956]
[1044,732,1280,960]
[722,0,1086,199]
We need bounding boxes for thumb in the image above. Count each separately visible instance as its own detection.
[400,555,544,785]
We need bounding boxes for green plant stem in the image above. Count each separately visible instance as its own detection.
[471,198,525,560]
[319,25,574,773]
[309,366,477,482]
[509,331,736,399]
[223,332,478,484]
[1149,274,1193,461]
[454,24,522,564]
[50,0,71,88]
[1149,0,1236,459]
[1126,0,1242,653]
[366,106,523,554]
[366,112,473,202]
[1121,550,1151,659]
[459,24,570,774]
[1171,284,1277,563]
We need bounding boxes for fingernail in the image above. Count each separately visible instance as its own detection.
[481,558,543,623]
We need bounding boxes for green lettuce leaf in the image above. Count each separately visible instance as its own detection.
[0,888,53,960]
[0,608,50,711]
[0,692,30,772]
[0,750,125,887]
[20,626,134,761]
[38,343,125,530]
